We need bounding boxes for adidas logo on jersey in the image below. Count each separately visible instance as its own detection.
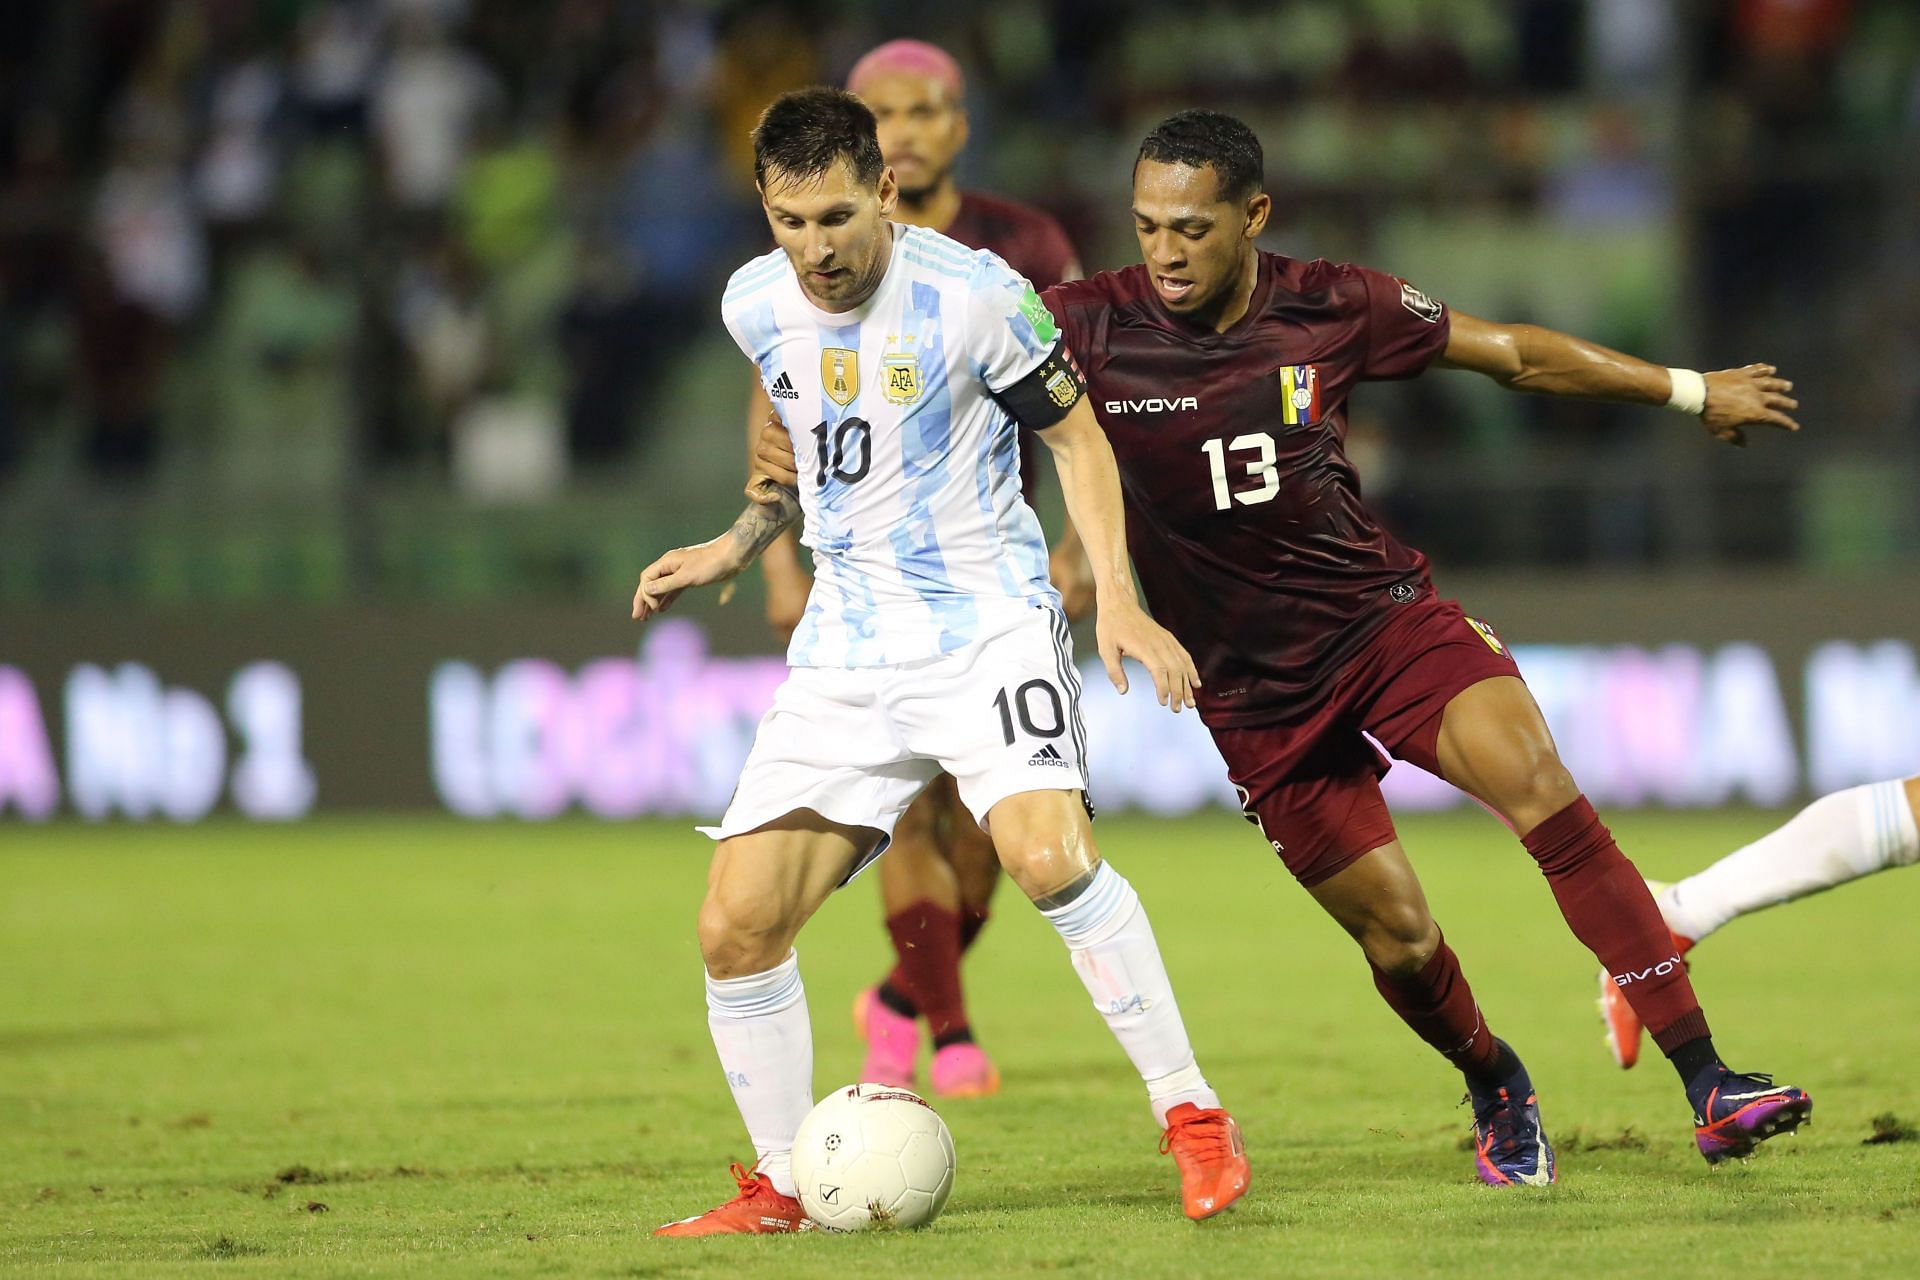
[1029,744,1070,768]
[768,371,799,400]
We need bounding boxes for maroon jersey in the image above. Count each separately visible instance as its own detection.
[942,191,1080,506]
[1044,252,1452,725]
[945,190,1080,292]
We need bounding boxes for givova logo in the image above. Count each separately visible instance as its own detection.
[1104,396,1198,413]
[1612,955,1684,986]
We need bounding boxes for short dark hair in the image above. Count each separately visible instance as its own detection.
[1136,110,1265,204]
[752,87,885,191]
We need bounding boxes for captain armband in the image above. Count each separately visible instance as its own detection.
[992,338,1088,430]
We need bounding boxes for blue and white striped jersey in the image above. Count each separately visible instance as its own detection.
[721,223,1062,669]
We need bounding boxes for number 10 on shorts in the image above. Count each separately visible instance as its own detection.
[993,679,1065,745]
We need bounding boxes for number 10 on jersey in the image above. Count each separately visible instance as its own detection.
[811,419,872,486]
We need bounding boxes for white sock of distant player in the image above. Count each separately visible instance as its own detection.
[1660,779,1920,944]
[1039,862,1220,1127]
[705,949,811,1198]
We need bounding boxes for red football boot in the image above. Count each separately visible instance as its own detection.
[1159,1103,1250,1220]
[653,1162,810,1237]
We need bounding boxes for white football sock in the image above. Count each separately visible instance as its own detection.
[1661,780,1920,944]
[705,949,810,1198]
[1039,862,1221,1127]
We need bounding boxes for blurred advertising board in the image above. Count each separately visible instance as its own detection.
[4,575,1918,823]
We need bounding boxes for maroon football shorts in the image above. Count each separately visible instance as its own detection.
[1209,597,1522,888]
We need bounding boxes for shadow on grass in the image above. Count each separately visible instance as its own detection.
[248,1158,667,1198]
[0,1024,186,1053]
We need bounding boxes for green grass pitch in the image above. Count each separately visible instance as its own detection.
[4,809,1918,1277]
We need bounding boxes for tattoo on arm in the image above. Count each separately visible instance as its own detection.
[726,485,802,563]
[1031,859,1103,911]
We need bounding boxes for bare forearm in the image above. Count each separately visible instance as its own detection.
[1044,418,1136,603]
[1499,325,1668,403]
[725,486,802,568]
[1437,311,1801,445]
[1440,312,1670,405]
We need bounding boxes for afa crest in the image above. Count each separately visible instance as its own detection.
[1044,367,1078,408]
[822,347,859,407]
[882,353,922,405]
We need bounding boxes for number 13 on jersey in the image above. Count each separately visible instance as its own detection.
[1201,433,1280,510]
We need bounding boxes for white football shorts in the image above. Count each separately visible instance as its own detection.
[698,604,1089,881]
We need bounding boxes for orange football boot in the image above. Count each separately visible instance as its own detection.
[1159,1103,1250,1220]
[653,1162,810,1237]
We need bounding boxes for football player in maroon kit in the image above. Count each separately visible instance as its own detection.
[755,109,1812,1184]
[741,41,1091,1100]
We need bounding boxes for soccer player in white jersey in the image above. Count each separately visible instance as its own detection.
[637,87,1250,1235]
[1599,777,1920,1067]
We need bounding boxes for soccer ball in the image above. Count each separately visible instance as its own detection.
[791,1083,956,1231]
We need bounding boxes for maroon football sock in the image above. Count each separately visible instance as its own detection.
[1370,934,1504,1083]
[1523,796,1710,1054]
[959,904,990,954]
[883,901,970,1040]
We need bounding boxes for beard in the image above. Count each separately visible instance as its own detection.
[893,167,949,206]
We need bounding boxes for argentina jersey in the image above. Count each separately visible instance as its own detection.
[721,224,1061,668]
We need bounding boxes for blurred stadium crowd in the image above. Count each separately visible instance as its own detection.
[1,0,1916,606]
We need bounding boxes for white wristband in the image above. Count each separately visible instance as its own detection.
[1665,368,1707,416]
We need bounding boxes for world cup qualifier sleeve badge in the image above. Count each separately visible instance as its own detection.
[1278,364,1322,426]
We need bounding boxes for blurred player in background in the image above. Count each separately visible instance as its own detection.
[745,40,1090,1100]
[1599,776,1920,1067]
[753,108,1812,1185]
[647,88,1247,1235]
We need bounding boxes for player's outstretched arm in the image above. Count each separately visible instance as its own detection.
[632,486,802,623]
[1435,312,1801,447]
[1037,399,1200,711]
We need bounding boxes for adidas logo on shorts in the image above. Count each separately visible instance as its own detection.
[768,371,799,400]
[1028,744,1070,768]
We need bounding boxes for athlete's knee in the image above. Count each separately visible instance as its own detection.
[1500,745,1580,831]
[999,831,1089,902]
[697,878,801,977]
[987,792,1095,900]
[1356,899,1441,976]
